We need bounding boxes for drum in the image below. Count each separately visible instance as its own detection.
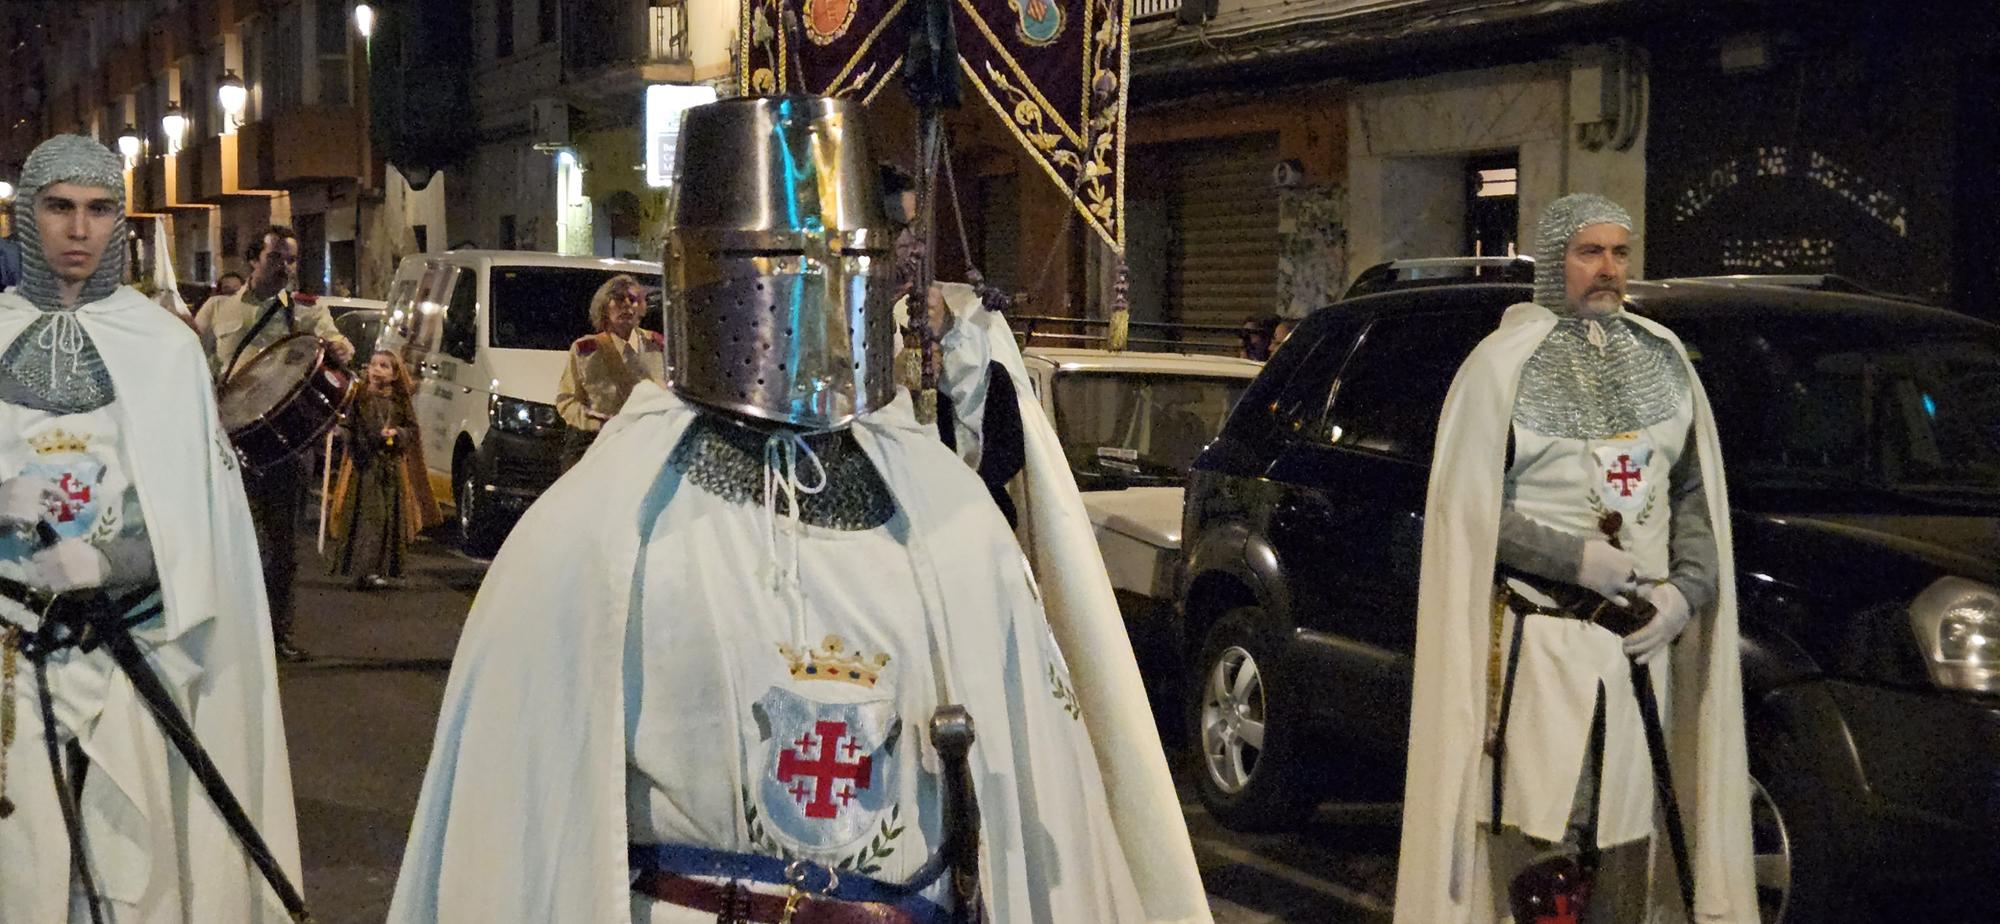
[217,333,355,475]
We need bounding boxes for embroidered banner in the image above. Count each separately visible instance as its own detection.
[739,0,1129,252]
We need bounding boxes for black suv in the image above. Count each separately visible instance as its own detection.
[1178,280,2000,922]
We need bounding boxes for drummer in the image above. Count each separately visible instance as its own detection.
[194,226,352,663]
[195,227,353,379]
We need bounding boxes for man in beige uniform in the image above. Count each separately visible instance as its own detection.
[194,226,352,662]
[555,273,664,470]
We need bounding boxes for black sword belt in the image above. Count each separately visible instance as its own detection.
[0,578,313,923]
[1489,572,1697,915]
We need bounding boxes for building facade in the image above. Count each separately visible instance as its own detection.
[446,0,733,264]
[0,0,447,300]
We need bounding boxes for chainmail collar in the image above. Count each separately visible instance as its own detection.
[668,413,897,530]
[0,310,116,413]
[1513,311,1689,440]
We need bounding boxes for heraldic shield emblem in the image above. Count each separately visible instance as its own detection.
[1592,440,1654,515]
[752,686,902,852]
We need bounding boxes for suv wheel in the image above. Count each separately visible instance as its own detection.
[455,454,507,558]
[1750,730,1844,924]
[1749,773,1791,923]
[1187,607,1314,830]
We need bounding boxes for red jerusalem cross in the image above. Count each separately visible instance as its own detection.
[1604,455,1643,497]
[54,473,92,523]
[776,720,872,819]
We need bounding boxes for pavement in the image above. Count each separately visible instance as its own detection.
[274,530,1405,923]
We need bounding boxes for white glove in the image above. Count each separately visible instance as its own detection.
[1576,539,1640,606]
[0,475,59,531]
[1624,582,1692,666]
[24,539,109,593]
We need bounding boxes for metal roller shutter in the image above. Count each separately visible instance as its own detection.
[1167,133,1279,329]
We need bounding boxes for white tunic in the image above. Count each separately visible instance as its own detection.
[1484,394,1695,847]
[0,400,157,923]
[0,288,301,924]
[389,388,1158,924]
[625,485,953,921]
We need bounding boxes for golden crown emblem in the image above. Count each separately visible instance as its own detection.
[27,429,89,455]
[778,635,891,688]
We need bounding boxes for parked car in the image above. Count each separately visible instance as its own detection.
[1016,346,1259,689]
[1178,279,2000,922]
[380,251,662,555]
[1339,255,1534,300]
[324,296,389,363]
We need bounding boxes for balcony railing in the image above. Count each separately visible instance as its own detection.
[566,0,690,75]
[1131,0,1179,21]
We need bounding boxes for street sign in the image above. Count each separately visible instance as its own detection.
[645,83,720,189]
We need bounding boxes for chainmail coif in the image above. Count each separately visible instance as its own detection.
[1532,193,1630,314]
[0,134,129,413]
[668,413,898,530]
[1515,194,1688,439]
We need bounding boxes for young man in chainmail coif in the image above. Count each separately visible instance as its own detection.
[390,96,1209,924]
[1396,194,1756,923]
[0,135,302,922]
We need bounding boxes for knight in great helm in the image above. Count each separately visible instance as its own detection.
[388,96,1209,924]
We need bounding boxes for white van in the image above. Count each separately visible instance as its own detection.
[381,250,663,555]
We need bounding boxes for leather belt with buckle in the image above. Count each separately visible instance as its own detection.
[631,870,919,924]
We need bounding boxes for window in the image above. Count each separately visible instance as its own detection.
[413,224,429,253]
[1322,312,1494,461]
[499,215,517,250]
[315,0,352,106]
[1051,373,1249,488]
[1673,315,2000,494]
[539,0,558,44]
[496,0,515,58]
[1259,310,1363,436]
[441,268,480,362]
[487,266,664,351]
[1465,153,1519,258]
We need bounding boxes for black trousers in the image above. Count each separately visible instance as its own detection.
[244,455,304,645]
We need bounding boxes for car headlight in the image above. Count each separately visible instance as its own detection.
[489,395,562,435]
[1908,576,2000,694]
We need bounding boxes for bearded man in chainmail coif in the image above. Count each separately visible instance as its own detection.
[0,135,302,923]
[1395,194,1756,924]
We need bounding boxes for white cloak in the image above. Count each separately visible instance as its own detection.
[921,282,1211,924]
[388,383,1193,923]
[1393,302,1757,924]
[0,287,302,922]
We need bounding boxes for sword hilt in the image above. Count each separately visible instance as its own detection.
[929,705,982,924]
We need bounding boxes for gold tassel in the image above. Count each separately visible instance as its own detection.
[1106,258,1130,352]
[1,625,17,818]
[1483,588,1507,757]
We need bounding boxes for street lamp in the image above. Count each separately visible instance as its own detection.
[354,3,375,39]
[117,125,142,164]
[217,70,246,133]
[161,102,187,154]
[0,181,13,201]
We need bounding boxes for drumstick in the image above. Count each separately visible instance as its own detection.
[318,425,336,555]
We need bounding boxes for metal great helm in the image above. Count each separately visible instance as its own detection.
[665,96,897,431]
